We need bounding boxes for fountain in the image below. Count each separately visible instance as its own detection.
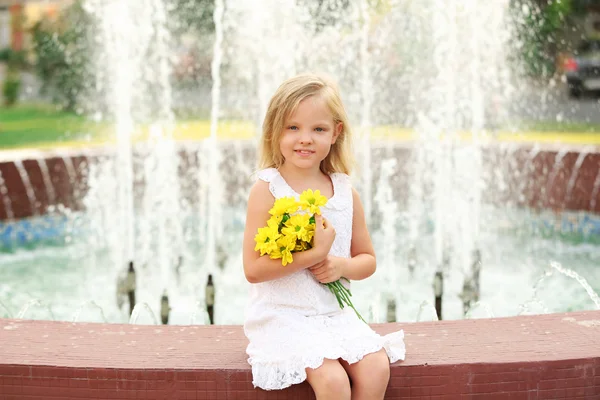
[13,160,37,216]
[0,0,599,328]
[0,171,13,220]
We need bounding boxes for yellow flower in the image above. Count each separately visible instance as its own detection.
[267,214,283,229]
[305,223,315,243]
[299,189,328,215]
[295,240,311,251]
[270,234,296,266]
[269,197,299,217]
[281,214,313,242]
[254,223,281,256]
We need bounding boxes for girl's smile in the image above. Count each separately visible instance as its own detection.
[294,149,316,157]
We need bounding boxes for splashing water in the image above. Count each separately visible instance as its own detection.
[189,301,212,325]
[129,302,159,325]
[13,160,37,216]
[17,299,55,320]
[416,300,440,322]
[71,300,109,323]
[0,299,13,318]
[465,302,495,319]
[0,171,14,220]
[549,261,600,310]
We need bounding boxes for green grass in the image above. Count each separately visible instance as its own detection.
[0,104,105,149]
[515,121,600,133]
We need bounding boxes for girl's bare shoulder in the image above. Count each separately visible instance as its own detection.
[247,179,274,207]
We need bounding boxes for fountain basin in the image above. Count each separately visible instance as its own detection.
[1,310,599,398]
[1,140,599,325]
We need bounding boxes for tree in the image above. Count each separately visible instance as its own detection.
[30,1,95,111]
[167,0,215,36]
[511,0,590,78]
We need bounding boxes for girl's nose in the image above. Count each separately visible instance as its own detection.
[299,130,313,144]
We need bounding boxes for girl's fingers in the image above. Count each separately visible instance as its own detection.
[311,269,324,276]
[315,271,330,280]
[315,214,324,230]
[309,261,325,270]
[311,261,330,274]
[316,214,327,229]
[312,269,326,278]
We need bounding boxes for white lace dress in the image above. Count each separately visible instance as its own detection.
[244,168,406,390]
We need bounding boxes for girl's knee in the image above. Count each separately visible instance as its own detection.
[355,350,390,385]
[373,350,391,376]
[372,350,391,381]
[306,360,351,398]
[322,369,351,394]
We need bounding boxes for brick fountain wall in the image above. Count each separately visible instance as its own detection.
[0,143,599,222]
[0,310,599,399]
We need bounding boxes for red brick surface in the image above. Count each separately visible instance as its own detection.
[0,154,89,219]
[1,310,599,399]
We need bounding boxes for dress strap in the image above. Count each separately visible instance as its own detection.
[255,168,297,199]
[256,168,279,183]
[325,173,353,211]
[255,168,353,207]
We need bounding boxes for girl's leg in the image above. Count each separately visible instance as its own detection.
[305,358,351,400]
[340,349,390,400]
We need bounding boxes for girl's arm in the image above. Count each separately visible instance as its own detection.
[341,187,376,281]
[242,180,334,284]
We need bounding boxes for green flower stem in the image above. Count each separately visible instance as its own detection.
[328,284,345,309]
[335,282,353,309]
[338,283,363,322]
[325,280,366,323]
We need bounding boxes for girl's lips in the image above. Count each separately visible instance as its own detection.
[295,150,315,156]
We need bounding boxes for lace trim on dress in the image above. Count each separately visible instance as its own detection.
[250,329,406,390]
[256,168,351,211]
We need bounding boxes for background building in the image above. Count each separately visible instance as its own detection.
[0,0,71,51]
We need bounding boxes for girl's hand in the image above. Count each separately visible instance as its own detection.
[308,255,347,284]
[313,215,336,260]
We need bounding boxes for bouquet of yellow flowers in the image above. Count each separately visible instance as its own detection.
[254,189,365,322]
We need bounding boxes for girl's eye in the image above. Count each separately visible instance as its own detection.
[315,127,325,132]
[288,126,298,131]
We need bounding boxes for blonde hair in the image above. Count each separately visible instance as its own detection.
[259,73,354,175]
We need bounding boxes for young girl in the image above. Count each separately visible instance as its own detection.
[243,73,405,399]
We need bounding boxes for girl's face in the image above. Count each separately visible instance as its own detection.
[279,96,342,172]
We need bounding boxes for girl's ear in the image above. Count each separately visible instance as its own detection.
[331,122,343,144]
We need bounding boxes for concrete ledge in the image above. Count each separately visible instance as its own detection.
[1,310,599,399]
